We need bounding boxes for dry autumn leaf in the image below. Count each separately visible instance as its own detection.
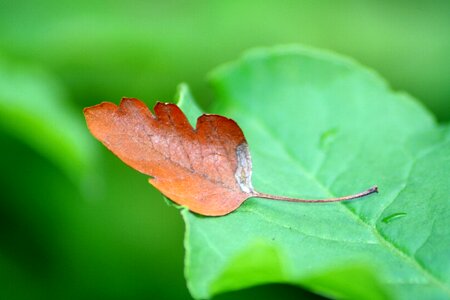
[84,98,377,216]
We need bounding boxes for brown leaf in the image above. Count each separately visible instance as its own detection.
[84,99,253,215]
[84,99,377,216]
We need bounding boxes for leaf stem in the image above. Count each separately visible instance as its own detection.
[252,186,378,203]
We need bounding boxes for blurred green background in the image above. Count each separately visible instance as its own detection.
[0,1,449,299]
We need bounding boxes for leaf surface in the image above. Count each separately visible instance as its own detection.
[179,47,450,299]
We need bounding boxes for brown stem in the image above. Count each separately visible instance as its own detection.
[251,186,378,203]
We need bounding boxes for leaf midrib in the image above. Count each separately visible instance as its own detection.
[226,101,450,295]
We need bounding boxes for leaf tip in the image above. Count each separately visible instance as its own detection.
[83,101,117,117]
[119,97,147,108]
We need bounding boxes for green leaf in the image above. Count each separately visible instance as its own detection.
[0,55,96,183]
[177,46,450,299]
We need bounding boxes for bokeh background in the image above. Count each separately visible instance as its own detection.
[0,1,449,299]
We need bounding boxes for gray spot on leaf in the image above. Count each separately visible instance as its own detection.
[235,143,254,193]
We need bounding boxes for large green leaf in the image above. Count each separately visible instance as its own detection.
[177,47,450,299]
